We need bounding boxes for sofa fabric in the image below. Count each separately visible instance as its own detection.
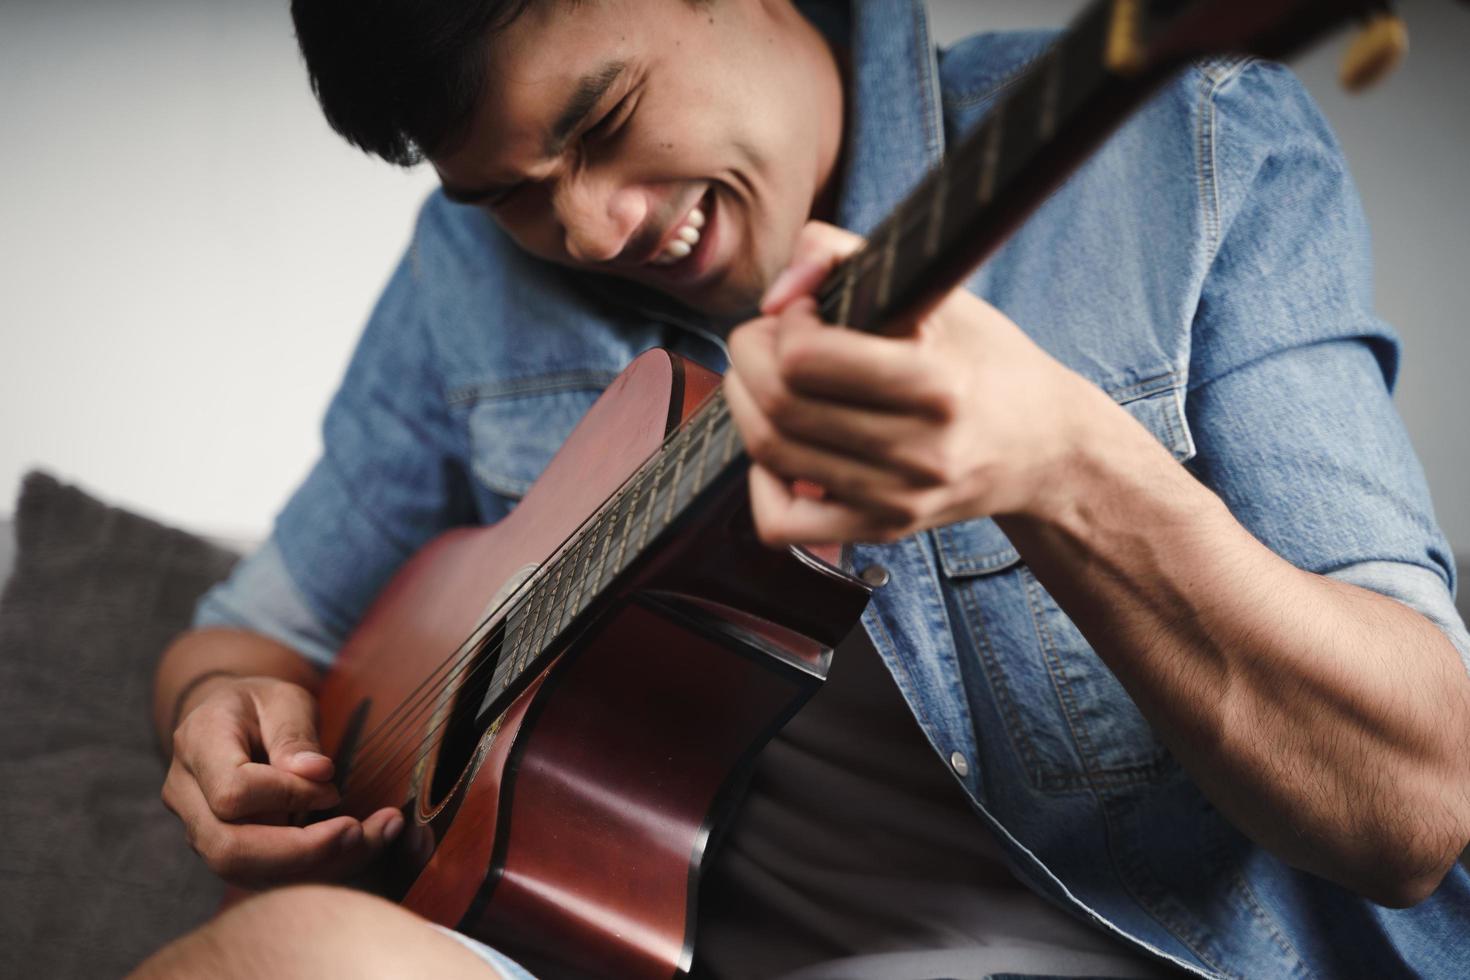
[0,472,235,978]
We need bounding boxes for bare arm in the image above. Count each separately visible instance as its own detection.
[726,221,1470,908]
[998,408,1470,907]
[154,628,402,886]
[153,627,324,754]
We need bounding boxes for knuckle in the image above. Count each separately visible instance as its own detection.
[743,420,780,464]
[210,773,251,820]
[207,837,244,879]
[752,514,788,549]
[760,384,798,421]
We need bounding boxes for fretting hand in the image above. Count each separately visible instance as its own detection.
[724,221,1119,547]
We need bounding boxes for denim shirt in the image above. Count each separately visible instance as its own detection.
[197,1,1470,976]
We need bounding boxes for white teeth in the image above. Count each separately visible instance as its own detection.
[648,203,708,267]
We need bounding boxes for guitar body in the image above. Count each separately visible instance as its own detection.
[316,348,871,979]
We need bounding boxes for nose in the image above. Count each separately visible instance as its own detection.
[556,173,647,265]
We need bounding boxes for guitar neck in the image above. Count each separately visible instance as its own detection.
[815,0,1173,335]
[484,0,1383,707]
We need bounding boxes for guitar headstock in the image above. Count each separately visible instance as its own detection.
[1107,0,1411,92]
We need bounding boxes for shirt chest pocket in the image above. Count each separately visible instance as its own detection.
[933,379,1193,793]
[460,372,617,510]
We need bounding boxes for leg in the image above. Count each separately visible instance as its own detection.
[129,885,533,979]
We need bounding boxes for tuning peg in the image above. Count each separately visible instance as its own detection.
[1339,11,1409,92]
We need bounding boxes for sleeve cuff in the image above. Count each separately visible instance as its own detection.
[1324,559,1470,676]
[192,537,343,669]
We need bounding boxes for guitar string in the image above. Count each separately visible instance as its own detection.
[340,403,742,809]
[810,139,993,322]
[336,141,992,807]
[340,404,744,812]
[334,91,1014,805]
[337,392,724,800]
[338,404,726,809]
[336,393,735,807]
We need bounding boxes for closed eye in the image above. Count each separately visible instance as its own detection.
[584,92,636,143]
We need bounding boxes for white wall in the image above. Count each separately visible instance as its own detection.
[0,0,438,539]
[2,0,1466,555]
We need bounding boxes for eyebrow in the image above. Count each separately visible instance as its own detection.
[546,59,627,157]
[439,59,628,206]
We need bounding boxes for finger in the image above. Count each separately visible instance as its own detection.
[254,683,334,780]
[727,370,928,508]
[171,771,388,888]
[748,463,915,547]
[202,762,341,822]
[772,307,954,416]
[178,707,338,820]
[761,222,867,314]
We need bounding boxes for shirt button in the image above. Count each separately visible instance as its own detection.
[950,751,970,777]
[859,564,890,588]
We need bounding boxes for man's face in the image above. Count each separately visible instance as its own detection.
[431,0,844,316]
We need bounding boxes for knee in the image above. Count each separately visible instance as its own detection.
[132,886,434,979]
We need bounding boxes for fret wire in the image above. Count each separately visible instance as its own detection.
[720,409,740,464]
[559,524,594,632]
[547,550,575,638]
[611,476,641,580]
[692,396,720,492]
[529,561,562,659]
[663,419,693,524]
[636,449,665,549]
[513,581,544,678]
[587,500,614,593]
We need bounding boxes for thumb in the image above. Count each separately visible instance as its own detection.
[761,220,867,315]
[256,683,334,782]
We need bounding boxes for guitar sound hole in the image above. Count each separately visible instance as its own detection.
[428,621,506,808]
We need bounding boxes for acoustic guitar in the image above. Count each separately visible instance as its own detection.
[312,2,1414,976]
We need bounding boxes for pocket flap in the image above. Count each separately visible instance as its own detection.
[932,379,1192,578]
[934,517,1021,577]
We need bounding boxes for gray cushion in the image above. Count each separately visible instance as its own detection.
[0,472,237,978]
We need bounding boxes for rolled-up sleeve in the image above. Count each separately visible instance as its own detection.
[1185,62,1465,666]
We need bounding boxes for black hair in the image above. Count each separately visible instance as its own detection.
[290,0,541,166]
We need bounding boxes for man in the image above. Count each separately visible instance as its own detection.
[138,0,1470,977]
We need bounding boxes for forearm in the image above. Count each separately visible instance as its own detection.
[1001,412,1470,906]
[153,628,323,755]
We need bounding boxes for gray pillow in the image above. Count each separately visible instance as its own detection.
[0,472,236,978]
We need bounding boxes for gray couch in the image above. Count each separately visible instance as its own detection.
[0,473,234,977]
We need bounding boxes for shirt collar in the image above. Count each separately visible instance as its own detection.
[835,0,947,236]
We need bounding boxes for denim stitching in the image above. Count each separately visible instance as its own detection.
[447,370,619,407]
[1228,868,1314,978]
[913,3,944,161]
[954,573,1054,789]
[1099,790,1235,978]
[1196,69,1221,253]
[1023,567,1105,771]
[1023,567,1172,787]
[864,608,953,773]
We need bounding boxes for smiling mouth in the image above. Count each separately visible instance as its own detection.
[650,196,707,266]
[643,188,716,278]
